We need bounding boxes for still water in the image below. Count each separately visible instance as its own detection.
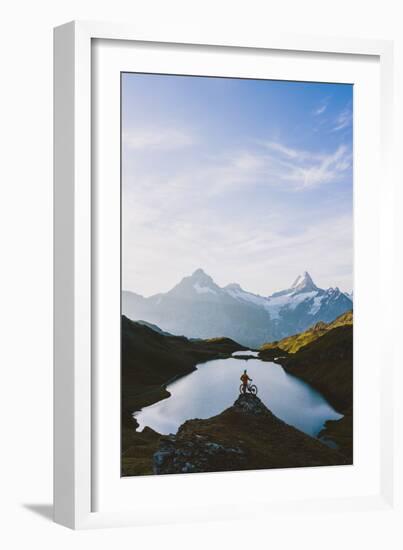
[135,354,343,437]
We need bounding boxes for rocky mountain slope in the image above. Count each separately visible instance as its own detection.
[121,316,246,475]
[261,318,353,461]
[122,269,353,347]
[153,394,348,474]
[279,325,353,413]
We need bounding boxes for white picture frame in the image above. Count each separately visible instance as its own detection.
[54,20,397,530]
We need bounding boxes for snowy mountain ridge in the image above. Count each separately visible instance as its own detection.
[122,269,353,348]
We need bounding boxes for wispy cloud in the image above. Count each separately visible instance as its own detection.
[123,188,353,296]
[262,141,352,189]
[332,104,353,132]
[314,104,327,116]
[122,137,352,294]
[124,138,352,213]
[121,76,353,297]
[264,141,308,160]
[123,127,195,151]
[282,145,351,188]
[313,99,329,116]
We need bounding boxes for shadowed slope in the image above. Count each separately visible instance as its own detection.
[121,316,246,475]
[153,394,349,475]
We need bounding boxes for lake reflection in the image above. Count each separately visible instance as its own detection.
[134,355,343,437]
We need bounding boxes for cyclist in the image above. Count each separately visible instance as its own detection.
[240,369,252,394]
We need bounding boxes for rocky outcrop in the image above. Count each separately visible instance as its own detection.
[153,394,349,475]
[154,435,247,475]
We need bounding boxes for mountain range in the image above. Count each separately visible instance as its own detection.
[122,269,352,348]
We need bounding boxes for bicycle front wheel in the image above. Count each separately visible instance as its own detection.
[249,385,258,396]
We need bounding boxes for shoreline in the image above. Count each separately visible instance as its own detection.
[121,317,353,474]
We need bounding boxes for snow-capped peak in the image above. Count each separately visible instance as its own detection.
[193,281,217,295]
[168,268,221,298]
[191,267,208,278]
[189,268,215,286]
[290,271,317,293]
[224,283,243,291]
[224,283,270,308]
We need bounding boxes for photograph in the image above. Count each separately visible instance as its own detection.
[2,0,396,541]
[120,72,354,477]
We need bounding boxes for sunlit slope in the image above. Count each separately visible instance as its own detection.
[260,310,352,355]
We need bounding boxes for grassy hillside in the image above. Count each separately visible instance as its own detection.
[260,310,352,355]
[122,316,245,404]
[277,324,353,461]
[259,312,353,461]
[121,316,246,475]
[280,324,353,412]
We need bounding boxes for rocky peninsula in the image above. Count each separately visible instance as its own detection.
[152,394,348,475]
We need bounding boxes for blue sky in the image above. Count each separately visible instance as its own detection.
[122,73,353,296]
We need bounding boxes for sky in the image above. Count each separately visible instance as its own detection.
[122,73,353,297]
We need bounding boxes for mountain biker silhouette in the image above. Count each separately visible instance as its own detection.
[240,369,252,394]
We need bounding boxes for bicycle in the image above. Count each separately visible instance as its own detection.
[239,382,258,396]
